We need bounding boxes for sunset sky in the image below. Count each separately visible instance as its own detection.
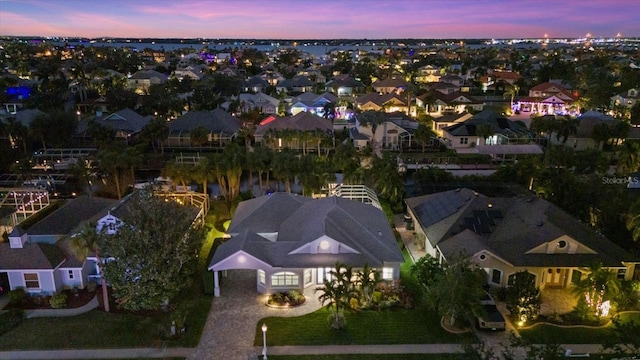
[1,0,638,39]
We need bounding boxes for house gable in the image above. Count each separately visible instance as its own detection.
[289,235,360,255]
[525,235,597,255]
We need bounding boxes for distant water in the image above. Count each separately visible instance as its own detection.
[58,41,391,57]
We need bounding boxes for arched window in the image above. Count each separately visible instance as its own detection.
[271,272,299,287]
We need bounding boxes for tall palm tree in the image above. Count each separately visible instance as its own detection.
[591,123,611,150]
[503,84,520,109]
[70,222,110,312]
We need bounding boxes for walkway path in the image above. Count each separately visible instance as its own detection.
[23,295,99,318]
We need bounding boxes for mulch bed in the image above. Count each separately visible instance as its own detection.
[3,288,96,310]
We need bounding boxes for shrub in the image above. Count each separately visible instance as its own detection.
[8,288,26,305]
[49,293,68,309]
[615,280,640,311]
[87,282,97,292]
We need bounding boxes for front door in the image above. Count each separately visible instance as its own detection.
[547,268,564,287]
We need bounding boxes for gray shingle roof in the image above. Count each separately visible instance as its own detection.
[254,111,333,136]
[96,108,151,134]
[0,242,66,270]
[27,196,117,236]
[212,193,403,269]
[406,189,639,267]
[169,109,241,134]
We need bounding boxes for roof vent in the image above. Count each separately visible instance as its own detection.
[377,230,382,236]
[455,188,461,192]
[526,197,534,203]
[536,220,544,227]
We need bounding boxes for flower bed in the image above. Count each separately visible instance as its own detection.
[266,290,306,308]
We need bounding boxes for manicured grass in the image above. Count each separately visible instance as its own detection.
[0,289,211,350]
[253,306,474,346]
[269,355,462,360]
[518,312,640,344]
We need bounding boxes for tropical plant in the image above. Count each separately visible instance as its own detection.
[476,123,495,146]
[315,262,357,329]
[410,254,444,290]
[626,198,640,242]
[424,255,486,326]
[590,122,611,150]
[100,192,205,311]
[355,264,381,305]
[70,221,110,312]
[414,122,435,152]
[503,84,520,108]
[505,271,541,323]
[571,263,621,317]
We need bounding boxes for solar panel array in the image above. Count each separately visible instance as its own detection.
[414,191,468,227]
[465,209,504,234]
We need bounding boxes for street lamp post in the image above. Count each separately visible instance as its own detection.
[261,323,268,360]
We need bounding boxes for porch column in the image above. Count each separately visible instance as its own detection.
[214,270,220,297]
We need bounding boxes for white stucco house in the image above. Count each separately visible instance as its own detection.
[208,193,404,297]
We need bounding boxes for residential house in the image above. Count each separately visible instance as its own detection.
[208,193,404,297]
[225,92,279,115]
[289,92,338,117]
[242,75,270,93]
[416,65,442,83]
[0,196,116,295]
[516,82,578,115]
[611,88,640,110]
[254,111,334,152]
[432,112,474,137]
[442,110,534,151]
[326,74,364,96]
[355,93,408,113]
[372,77,408,94]
[351,112,418,150]
[90,108,152,140]
[562,110,619,150]
[165,109,241,148]
[127,70,168,95]
[422,91,484,117]
[276,76,315,94]
[405,188,640,289]
[173,65,209,81]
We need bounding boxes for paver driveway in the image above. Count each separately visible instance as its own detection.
[189,269,322,360]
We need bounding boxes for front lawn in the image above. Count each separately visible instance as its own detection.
[0,289,211,350]
[254,306,473,346]
[518,312,640,344]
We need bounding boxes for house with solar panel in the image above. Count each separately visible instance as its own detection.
[404,188,640,289]
[208,193,404,297]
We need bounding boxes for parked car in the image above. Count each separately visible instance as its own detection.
[476,291,506,331]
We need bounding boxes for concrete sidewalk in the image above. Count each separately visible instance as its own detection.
[24,295,99,318]
[0,347,194,359]
[0,343,609,359]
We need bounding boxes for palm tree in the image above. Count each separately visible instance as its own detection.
[315,262,356,329]
[571,263,621,317]
[617,141,640,174]
[140,117,170,154]
[503,84,520,109]
[356,264,381,305]
[70,222,110,312]
[476,123,495,146]
[626,199,640,242]
[190,126,209,149]
[591,123,611,150]
[271,148,298,193]
[415,123,435,152]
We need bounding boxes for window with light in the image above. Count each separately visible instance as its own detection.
[271,272,299,287]
[382,267,393,280]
